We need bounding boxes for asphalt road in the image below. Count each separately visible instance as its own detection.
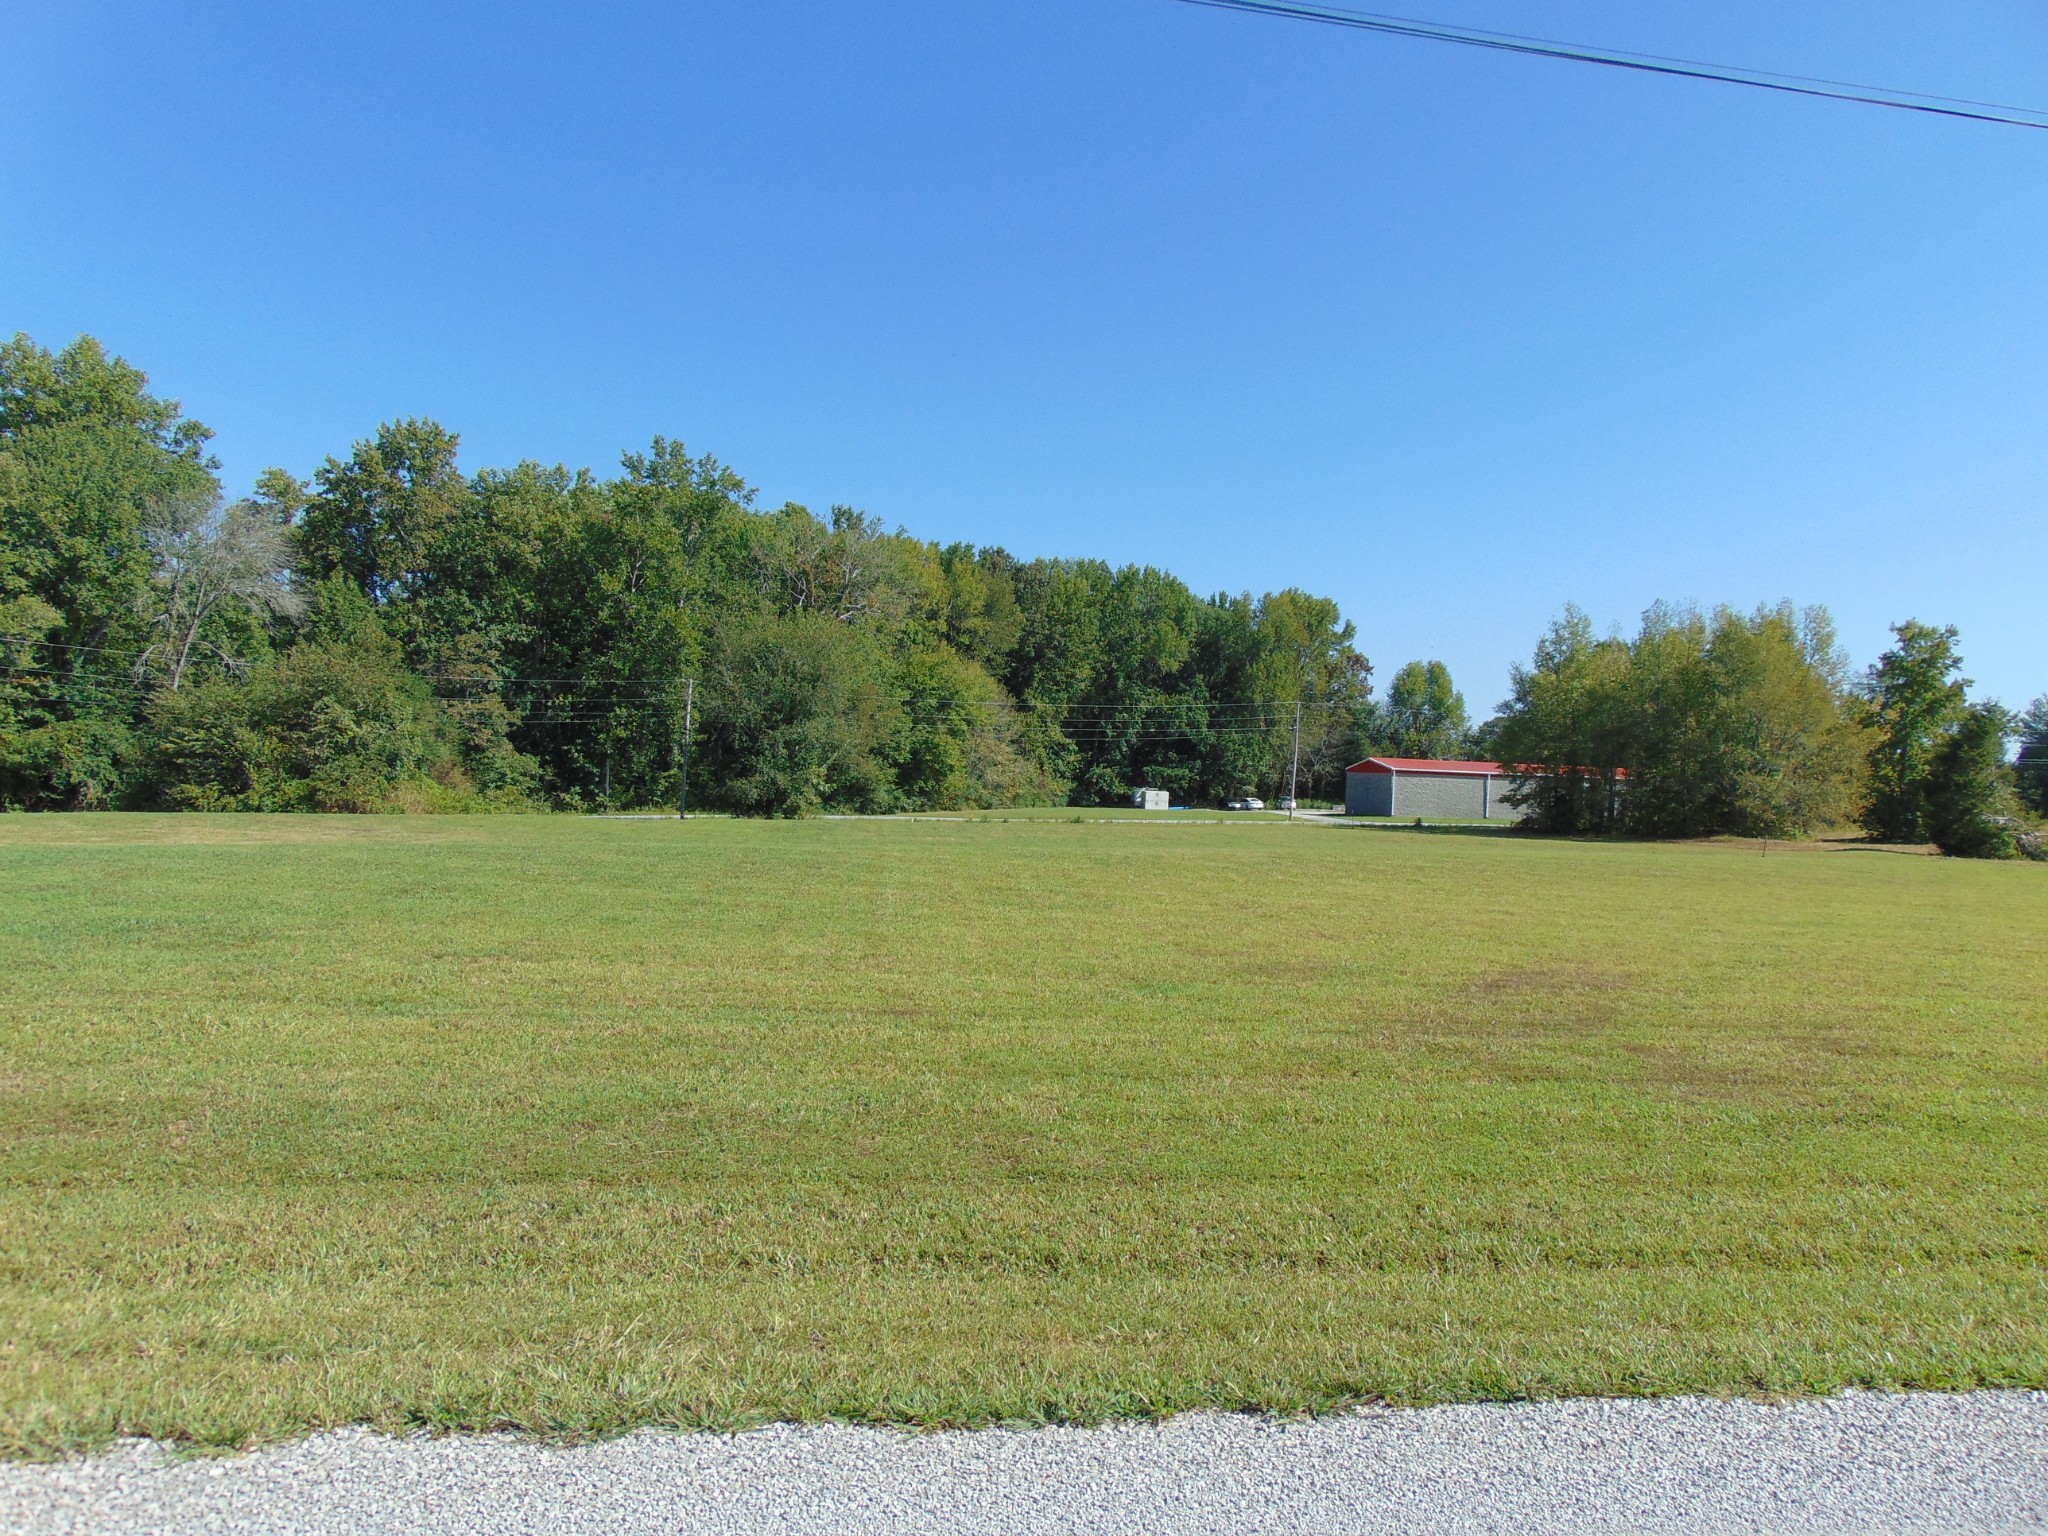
[7,1391,2045,1535]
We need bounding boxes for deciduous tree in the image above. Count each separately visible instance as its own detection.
[2016,696,2048,817]
[1924,703,2022,859]
[1861,621,1968,843]
[135,490,304,691]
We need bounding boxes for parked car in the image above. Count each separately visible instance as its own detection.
[1225,796,1265,811]
[1274,796,1296,811]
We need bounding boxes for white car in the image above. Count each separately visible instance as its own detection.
[1225,796,1265,811]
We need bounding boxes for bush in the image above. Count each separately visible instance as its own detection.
[891,645,1057,811]
[0,714,135,810]
[697,611,898,817]
[145,588,478,812]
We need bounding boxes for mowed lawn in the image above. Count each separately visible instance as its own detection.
[1,814,2044,1455]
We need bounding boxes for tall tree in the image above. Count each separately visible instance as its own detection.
[298,418,467,611]
[1715,607,1868,835]
[0,334,219,807]
[1861,621,1969,843]
[1378,660,1471,759]
[1923,703,2022,858]
[135,490,304,690]
[1490,606,1633,833]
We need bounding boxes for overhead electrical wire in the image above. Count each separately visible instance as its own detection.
[2,633,1367,717]
[1171,0,2048,131]
[5,666,1357,741]
[5,630,1379,756]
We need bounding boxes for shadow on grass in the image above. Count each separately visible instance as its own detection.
[1327,824,1950,856]
[1324,820,1524,839]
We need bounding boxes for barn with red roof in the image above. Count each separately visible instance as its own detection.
[1344,756,1523,820]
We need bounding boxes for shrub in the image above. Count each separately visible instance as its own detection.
[697,611,897,817]
[146,588,476,812]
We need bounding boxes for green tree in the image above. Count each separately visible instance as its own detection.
[938,544,1024,672]
[2016,696,2048,817]
[890,644,1052,810]
[0,334,219,807]
[697,611,898,817]
[1621,604,1866,838]
[303,429,614,805]
[1861,621,1969,843]
[298,418,468,611]
[1490,602,1864,838]
[1490,607,1633,832]
[1378,660,1471,759]
[516,448,718,806]
[1923,703,2021,858]
[0,333,213,458]
[1709,605,1868,836]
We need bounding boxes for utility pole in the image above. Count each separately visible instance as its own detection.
[1288,700,1301,820]
[677,676,694,819]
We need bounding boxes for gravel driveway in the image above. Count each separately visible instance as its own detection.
[7,1391,2046,1535]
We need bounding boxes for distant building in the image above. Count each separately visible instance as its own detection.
[1131,787,1169,811]
[1344,757,1521,820]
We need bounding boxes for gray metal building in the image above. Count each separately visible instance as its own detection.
[1344,757,1522,820]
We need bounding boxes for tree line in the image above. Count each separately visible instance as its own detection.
[1488,606,2045,858]
[3,334,1403,816]
[3,333,2042,851]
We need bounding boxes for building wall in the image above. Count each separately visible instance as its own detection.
[1348,767,1529,819]
[1390,771,1489,819]
[1345,771,1395,816]
[1481,776,1525,821]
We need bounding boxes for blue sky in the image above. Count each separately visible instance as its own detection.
[6,1,2044,714]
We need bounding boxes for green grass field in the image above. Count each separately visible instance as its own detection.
[2,813,2044,1456]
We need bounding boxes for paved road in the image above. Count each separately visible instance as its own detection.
[7,1392,2046,1535]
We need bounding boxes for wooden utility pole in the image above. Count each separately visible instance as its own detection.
[1288,700,1301,820]
[677,677,695,819]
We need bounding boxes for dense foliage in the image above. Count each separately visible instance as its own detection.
[2014,696,2048,817]
[1488,602,1871,839]
[1859,621,1971,844]
[1922,703,2026,860]
[3,332,2039,852]
[2,334,1380,815]
[1488,605,2040,856]
[1374,660,1472,760]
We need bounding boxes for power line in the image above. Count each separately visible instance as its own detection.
[4,632,1378,745]
[1172,0,2048,131]
[1,634,1369,711]
[1,672,1346,718]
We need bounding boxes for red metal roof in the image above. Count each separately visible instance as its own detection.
[1346,758,1632,779]
[1345,757,1504,776]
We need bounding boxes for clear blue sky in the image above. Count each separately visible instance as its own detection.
[6,1,2044,714]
